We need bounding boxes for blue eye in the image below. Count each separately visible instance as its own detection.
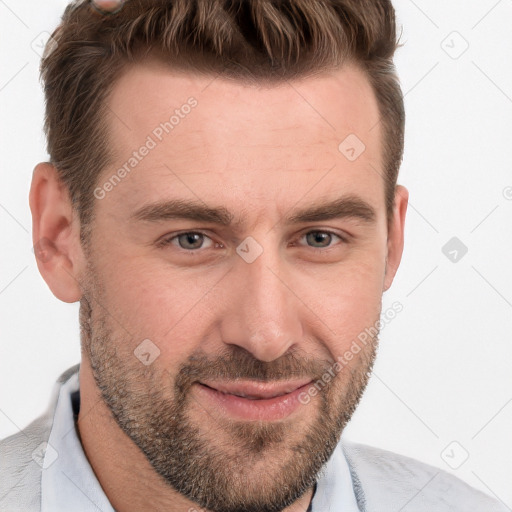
[176,232,208,250]
[303,231,343,248]
[157,230,346,252]
[159,232,215,250]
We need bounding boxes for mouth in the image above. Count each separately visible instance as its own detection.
[193,379,313,421]
[199,379,312,398]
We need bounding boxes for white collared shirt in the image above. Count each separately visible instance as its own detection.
[40,367,360,512]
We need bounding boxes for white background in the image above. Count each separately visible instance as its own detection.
[1,0,511,508]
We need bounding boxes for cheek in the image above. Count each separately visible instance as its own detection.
[90,254,225,362]
[303,255,385,357]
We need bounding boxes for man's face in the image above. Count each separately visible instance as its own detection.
[79,60,402,512]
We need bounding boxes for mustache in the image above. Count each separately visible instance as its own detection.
[173,346,335,393]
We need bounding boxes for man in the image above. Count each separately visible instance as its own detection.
[0,0,506,511]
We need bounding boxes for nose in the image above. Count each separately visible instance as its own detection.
[219,245,303,362]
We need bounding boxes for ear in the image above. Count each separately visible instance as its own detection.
[29,162,85,303]
[383,185,408,292]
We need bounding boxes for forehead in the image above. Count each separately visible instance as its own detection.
[108,59,380,143]
[101,59,384,220]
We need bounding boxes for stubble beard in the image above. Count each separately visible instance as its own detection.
[79,263,378,512]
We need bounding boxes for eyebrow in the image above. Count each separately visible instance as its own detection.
[130,194,376,227]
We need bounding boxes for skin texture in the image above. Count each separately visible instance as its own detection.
[30,59,408,512]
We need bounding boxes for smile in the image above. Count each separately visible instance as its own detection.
[194,379,313,421]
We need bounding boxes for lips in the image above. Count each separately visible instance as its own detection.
[193,378,314,421]
[199,379,312,399]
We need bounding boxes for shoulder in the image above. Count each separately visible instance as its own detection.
[0,364,80,512]
[341,439,508,512]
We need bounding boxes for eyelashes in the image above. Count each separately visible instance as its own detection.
[157,229,348,252]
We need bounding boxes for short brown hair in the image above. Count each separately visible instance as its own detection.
[41,0,404,236]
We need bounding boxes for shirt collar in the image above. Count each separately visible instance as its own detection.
[310,435,361,511]
[41,370,115,512]
[41,366,360,511]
